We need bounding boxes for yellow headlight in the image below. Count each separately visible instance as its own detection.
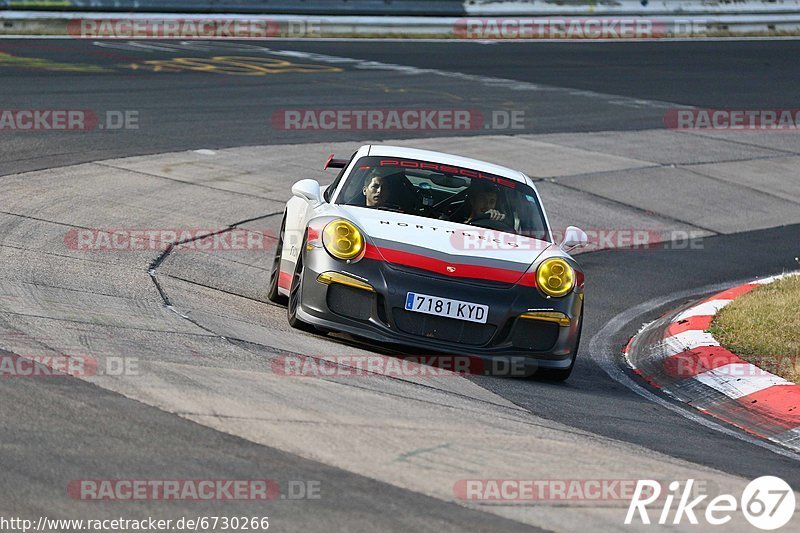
[536,258,575,297]
[322,219,363,260]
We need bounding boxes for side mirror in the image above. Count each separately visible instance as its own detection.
[561,225,588,251]
[292,179,322,206]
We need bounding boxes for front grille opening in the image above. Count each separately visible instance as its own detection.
[392,308,496,345]
[510,319,560,351]
[327,284,374,321]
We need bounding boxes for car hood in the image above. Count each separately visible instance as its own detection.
[337,205,552,285]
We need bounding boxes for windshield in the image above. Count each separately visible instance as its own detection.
[335,156,549,240]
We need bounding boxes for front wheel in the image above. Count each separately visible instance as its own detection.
[287,243,316,332]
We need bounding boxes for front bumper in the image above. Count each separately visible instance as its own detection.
[295,246,583,372]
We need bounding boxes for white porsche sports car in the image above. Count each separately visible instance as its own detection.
[269,145,587,380]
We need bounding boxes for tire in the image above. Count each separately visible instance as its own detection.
[267,213,288,304]
[536,309,583,382]
[287,241,316,332]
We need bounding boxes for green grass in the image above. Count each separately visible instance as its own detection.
[709,274,800,383]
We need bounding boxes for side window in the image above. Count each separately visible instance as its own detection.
[323,152,356,203]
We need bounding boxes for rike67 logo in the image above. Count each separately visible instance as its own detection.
[626,477,795,530]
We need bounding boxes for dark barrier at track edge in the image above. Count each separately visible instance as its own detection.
[0,0,469,15]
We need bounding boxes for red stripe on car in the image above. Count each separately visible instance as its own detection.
[364,243,535,286]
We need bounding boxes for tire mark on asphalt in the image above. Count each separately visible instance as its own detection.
[158,274,282,307]
[144,211,541,414]
[392,443,452,463]
[147,211,283,326]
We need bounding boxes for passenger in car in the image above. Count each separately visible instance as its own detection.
[450,179,507,223]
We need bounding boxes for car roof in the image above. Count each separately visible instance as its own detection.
[366,144,531,185]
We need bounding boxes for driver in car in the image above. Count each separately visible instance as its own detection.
[363,174,384,207]
[451,179,507,223]
[363,170,394,208]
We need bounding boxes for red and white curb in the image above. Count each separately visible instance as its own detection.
[624,272,800,452]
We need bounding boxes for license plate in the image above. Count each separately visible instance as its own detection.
[404,292,488,324]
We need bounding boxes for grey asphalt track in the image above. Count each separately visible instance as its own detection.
[2,38,799,176]
[1,38,799,531]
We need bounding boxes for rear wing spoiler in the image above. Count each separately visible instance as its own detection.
[323,154,348,170]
